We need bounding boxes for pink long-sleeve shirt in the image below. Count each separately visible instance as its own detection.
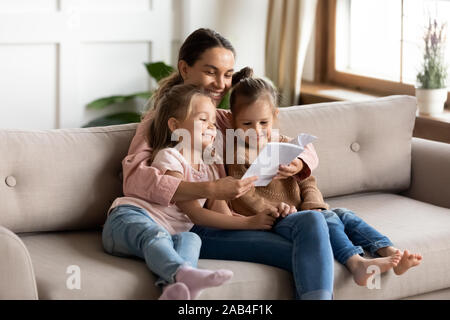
[122,109,319,207]
[112,147,224,234]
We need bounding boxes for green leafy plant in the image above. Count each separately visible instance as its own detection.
[82,62,175,127]
[83,61,232,127]
[416,18,448,89]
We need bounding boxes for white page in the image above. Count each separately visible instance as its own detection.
[241,134,317,187]
[289,133,317,148]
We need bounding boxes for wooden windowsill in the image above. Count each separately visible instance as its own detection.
[416,110,450,123]
[414,110,450,144]
[300,81,450,144]
[300,81,381,104]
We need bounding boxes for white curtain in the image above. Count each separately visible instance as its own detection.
[265,0,318,106]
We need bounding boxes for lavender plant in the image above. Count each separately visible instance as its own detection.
[416,18,448,89]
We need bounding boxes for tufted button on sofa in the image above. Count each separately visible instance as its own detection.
[1,95,450,300]
[350,142,360,152]
[5,176,17,187]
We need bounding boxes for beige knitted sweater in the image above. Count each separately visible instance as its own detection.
[226,136,329,216]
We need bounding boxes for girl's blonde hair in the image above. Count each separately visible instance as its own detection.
[148,84,210,162]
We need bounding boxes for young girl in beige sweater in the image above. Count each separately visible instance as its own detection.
[226,72,422,287]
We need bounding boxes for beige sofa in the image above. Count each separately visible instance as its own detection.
[1,95,450,300]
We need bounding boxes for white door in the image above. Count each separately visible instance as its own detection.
[0,0,174,129]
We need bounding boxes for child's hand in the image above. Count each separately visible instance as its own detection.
[261,205,280,218]
[211,176,257,200]
[274,158,304,180]
[277,202,297,217]
[246,211,276,230]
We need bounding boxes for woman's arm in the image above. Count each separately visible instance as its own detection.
[296,143,319,180]
[275,139,318,181]
[176,199,275,230]
[216,109,318,180]
[205,199,233,216]
[175,176,258,202]
[165,169,275,230]
[122,117,257,205]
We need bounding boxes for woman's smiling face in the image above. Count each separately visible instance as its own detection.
[179,47,235,106]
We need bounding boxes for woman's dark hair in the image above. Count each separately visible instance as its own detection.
[145,28,237,116]
[179,28,235,66]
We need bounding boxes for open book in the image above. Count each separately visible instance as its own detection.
[241,134,317,187]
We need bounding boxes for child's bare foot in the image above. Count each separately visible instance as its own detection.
[393,249,422,275]
[346,253,402,286]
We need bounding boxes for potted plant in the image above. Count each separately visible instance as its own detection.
[415,18,448,115]
[82,62,174,127]
[83,61,232,127]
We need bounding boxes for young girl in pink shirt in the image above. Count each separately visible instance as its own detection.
[102,84,277,300]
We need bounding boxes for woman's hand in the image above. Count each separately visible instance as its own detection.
[209,176,258,200]
[274,158,304,180]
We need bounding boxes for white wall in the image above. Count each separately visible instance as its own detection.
[180,0,269,77]
[0,0,173,129]
[0,0,269,130]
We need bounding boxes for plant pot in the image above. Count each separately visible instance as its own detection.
[415,88,448,115]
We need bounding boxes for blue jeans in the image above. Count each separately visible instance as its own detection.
[190,210,334,300]
[102,205,202,286]
[321,208,394,265]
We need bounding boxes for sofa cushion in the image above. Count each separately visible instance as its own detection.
[327,192,450,299]
[20,192,450,300]
[277,95,417,198]
[0,124,137,233]
[19,230,294,300]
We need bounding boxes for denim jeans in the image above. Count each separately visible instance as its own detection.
[190,210,334,300]
[320,208,394,265]
[102,205,202,286]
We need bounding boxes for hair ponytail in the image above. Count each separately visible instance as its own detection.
[232,67,254,87]
[143,72,183,119]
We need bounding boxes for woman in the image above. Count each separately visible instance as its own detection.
[120,28,334,300]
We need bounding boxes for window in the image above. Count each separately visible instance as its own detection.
[328,0,450,95]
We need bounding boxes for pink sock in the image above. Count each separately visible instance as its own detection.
[158,282,191,300]
[175,266,234,299]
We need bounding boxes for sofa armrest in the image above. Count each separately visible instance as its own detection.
[0,225,38,299]
[402,138,450,209]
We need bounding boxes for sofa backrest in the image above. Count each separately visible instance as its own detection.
[0,95,417,233]
[0,124,137,233]
[277,95,417,198]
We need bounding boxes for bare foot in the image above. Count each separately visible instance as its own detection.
[393,249,422,275]
[347,253,402,286]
